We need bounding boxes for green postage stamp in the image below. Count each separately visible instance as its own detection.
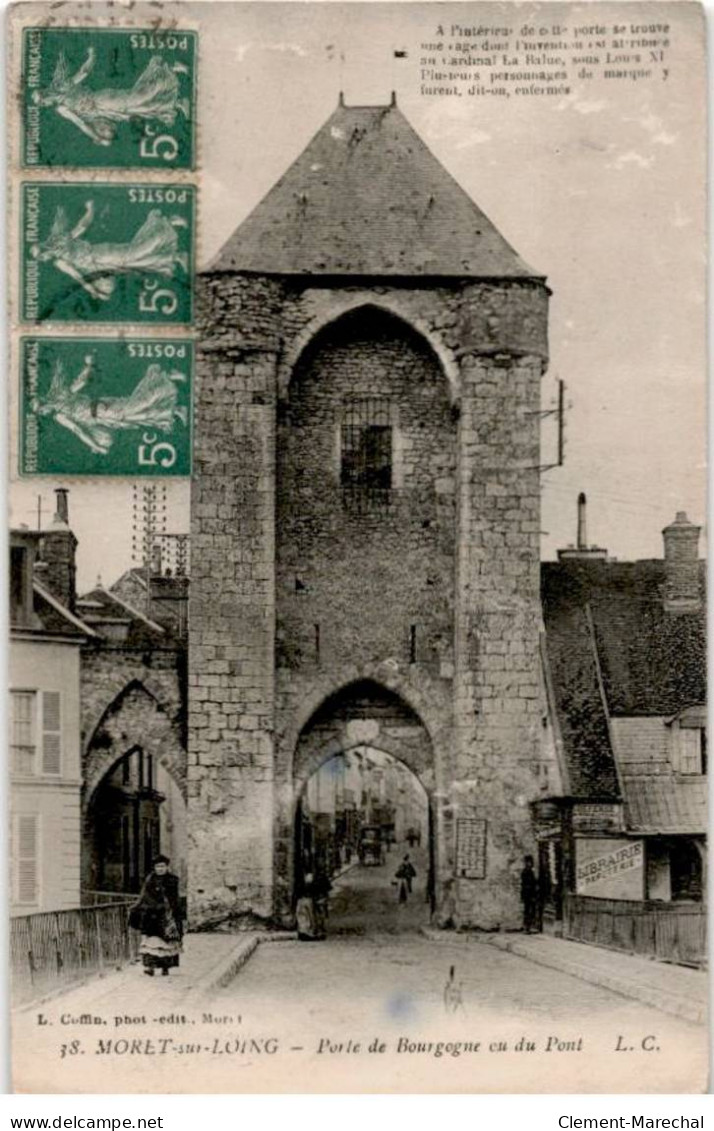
[20,337,193,476]
[23,27,197,169]
[21,182,195,324]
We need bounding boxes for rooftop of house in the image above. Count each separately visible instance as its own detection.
[542,505,706,833]
[210,97,541,279]
[75,586,178,650]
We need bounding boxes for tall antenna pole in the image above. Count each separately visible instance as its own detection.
[36,494,42,532]
[131,484,168,617]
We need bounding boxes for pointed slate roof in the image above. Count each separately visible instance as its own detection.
[211,98,541,279]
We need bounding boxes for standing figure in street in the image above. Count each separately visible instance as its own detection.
[312,869,332,938]
[395,854,417,903]
[129,855,184,976]
[296,870,331,941]
[520,854,539,934]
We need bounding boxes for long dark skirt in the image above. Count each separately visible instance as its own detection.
[140,934,181,970]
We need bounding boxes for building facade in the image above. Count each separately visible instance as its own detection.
[189,96,551,928]
[536,505,707,943]
[9,513,91,914]
[10,490,189,909]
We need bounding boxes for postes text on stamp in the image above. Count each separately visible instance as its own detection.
[20,337,193,476]
[21,183,195,324]
[23,27,197,169]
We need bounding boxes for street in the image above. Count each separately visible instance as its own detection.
[11,925,706,1093]
[205,932,706,1092]
[329,841,430,933]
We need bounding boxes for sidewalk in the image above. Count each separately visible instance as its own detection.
[474,931,707,1024]
[14,931,261,1015]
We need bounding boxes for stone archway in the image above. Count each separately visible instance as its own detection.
[84,680,186,804]
[82,680,187,896]
[294,744,434,934]
[278,298,462,410]
[274,679,438,924]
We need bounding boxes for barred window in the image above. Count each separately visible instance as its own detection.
[341,399,392,500]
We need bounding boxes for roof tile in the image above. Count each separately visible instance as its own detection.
[210,102,541,279]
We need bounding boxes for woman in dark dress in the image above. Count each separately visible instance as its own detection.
[130,855,184,976]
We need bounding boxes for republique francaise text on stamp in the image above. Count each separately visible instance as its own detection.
[22,27,197,169]
[20,336,193,477]
[21,182,195,324]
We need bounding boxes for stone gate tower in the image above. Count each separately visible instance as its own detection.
[189,95,549,928]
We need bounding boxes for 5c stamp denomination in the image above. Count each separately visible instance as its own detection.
[20,336,193,476]
[21,182,195,324]
[23,27,197,169]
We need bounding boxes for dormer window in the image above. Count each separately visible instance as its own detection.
[669,707,707,775]
[340,398,392,506]
[10,539,38,627]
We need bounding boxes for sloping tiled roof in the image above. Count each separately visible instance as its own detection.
[585,561,706,715]
[541,566,620,798]
[31,582,93,639]
[542,559,707,830]
[77,587,177,649]
[210,100,541,279]
[544,560,706,715]
[623,779,707,834]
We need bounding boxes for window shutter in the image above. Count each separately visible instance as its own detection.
[678,728,701,775]
[16,815,38,904]
[41,691,61,775]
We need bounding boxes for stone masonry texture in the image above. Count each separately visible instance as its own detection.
[189,274,549,929]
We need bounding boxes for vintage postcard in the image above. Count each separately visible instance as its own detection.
[6,0,708,1095]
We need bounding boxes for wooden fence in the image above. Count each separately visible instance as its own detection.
[10,903,139,1006]
[563,895,707,967]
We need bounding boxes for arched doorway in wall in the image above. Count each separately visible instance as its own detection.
[81,679,187,901]
[84,750,187,900]
[286,679,438,933]
[295,746,432,933]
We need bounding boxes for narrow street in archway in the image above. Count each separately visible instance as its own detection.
[328,839,430,934]
[296,744,432,934]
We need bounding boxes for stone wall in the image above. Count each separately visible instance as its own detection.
[450,348,544,927]
[80,644,186,893]
[189,278,281,923]
[190,272,549,927]
[276,305,456,678]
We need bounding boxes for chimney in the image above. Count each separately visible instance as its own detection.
[39,488,78,610]
[557,492,608,562]
[577,491,587,550]
[54,487,69,524]
[662,512,701,612]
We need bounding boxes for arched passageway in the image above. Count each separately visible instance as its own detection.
[84,749,187,898]
[278,678,440,931]
[81,680,187,900]
[295,746,432,934]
